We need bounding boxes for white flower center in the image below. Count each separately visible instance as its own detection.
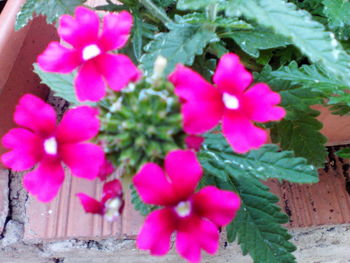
[44,137,58,155]
[175,201,191,217]
[223,93,240,110]
[104,198,123,222]
[82,44,101,60]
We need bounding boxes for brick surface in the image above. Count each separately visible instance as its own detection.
[0,169,8,233]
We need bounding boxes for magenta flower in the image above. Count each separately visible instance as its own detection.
[133,150,240,263]
[168,53,286,153]
[185,135,204,152]
[97,158,115,181]
[77,179,124,221]
[37,7,141,102]
[1,94,104,202]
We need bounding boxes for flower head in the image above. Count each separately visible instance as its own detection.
[133,150,240,263]
[38,7,141,102]
[77,179,124,221]
[1,94,104,202]
[168,53,286,153]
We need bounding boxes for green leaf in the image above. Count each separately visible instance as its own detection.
[177,0,220,10]
[130,184,158,216]
[270,61,347,94]
[140,23,218,75]
[153,0,176,8]
[225,175,296,263]
[199,133,319,183]
[229,0,350,83]
[336,148,350,158]
[16,0,86,30]
[323,0,350,28]
[33,64,79,105]
[271,109,327,168]
[224,27,291,58]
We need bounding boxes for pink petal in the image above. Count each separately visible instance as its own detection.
[102,179,123,203]
[98,11,133,51]
[133,163,178,206]
[137,208,176,256]
[56,106,100,143]
[23,157,64,202]
[60,143,104,180]
[58,7,99,48]
[76,193,104,214]
[244,83,286,122]
[14,94,57,137]
[222,112,268,153]
[185,135,204,152]
[164,150,202,201]
[75,60,106,102]
[97,158,115,181]
[95,53,141,92]
[192,186,240,226]
[1,128,44,171]
[169,65,224,134]
[37,42,81,73]
[213,53,252,94]
[176,216,219,263]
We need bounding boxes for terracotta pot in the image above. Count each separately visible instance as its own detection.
[0,0,58,160]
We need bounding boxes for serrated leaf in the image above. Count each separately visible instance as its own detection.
[229,0,350,84]
[130,184,158,216]
[271,109,327,168]
[225,175,296,263]
[336,148,350,158]
[16,0,85,30]
[270,61,348,94]
[33,64,79,105]
[198,133,319,183]
[140,23,217,75]
[254,65,324,112]
[323,0,350,29]
[177,0,219,10]
[224,27,291,57]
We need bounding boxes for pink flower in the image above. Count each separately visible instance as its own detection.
[97,158,115,181]
[37,7,141,102]
[133,150,240,263]
[168,53,286,153]
[1,94,104,202]
[77,179,124,221]
[185,135,204,152]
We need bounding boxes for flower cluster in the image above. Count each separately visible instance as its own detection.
[0,6,287,263]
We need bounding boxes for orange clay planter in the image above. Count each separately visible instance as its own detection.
[0,0,58,159]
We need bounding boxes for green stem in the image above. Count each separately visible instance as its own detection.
[138,0,173,26]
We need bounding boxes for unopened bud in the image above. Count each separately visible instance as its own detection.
[153,55,167,79]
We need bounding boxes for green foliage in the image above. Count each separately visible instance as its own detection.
[224,26,291,58]
[99,80,183,175]
[33,64,80,105]
[229,0,350,84]
[336,148,350,159]
[225,175,296,263]
[323,0,350,29]
[198,134,301,262]
[130,184,158,216]
[16,0,85,30]
[270,61,347,94]
[199,133,319,183]
[177,0,219,10]
[140,23,218,75]
[271,109,328,168]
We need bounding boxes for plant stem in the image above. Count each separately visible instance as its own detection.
[138,0,173,26]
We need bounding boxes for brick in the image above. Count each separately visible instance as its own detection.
[0,169,8,233]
